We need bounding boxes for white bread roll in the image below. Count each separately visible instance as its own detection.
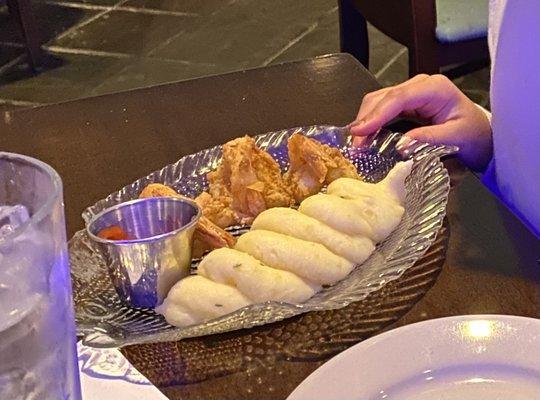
[235,230,354,285]
[327,160,412,205]
[326,177,389,201]
[155,275,252,327]
[299,193,375,238]
[198,247,320,303]
[299,193,404,243]
[379,160,413,204]
[351,195,404,242]
[252,207,375,264]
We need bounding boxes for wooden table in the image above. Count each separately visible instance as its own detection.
[2,53,539,399]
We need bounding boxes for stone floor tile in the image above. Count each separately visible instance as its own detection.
[121,0,231,15]
[53,10,198,56]
[151,0,337,68]
[0,45,24,67]
[272,8,339,65]
[0,3,96,45]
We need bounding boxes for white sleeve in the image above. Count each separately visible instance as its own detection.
[475,103,492,124]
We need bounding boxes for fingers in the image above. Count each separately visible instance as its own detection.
[354,74,430,124]
[349,75,493,170]
[355,88,389,122]
[350,75,455,137]
[350,88,416,136]
[404,120,460,146]
[397,73,431,87]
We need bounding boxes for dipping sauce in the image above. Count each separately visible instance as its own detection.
[97,225,130,240]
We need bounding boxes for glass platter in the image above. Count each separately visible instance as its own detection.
[69,125,454,348]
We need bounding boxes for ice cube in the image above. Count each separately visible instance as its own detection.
[0,368,37,400]
[0,205,30,238]
[0,205,49,332]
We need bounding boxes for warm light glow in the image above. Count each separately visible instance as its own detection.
[465,320,494,338]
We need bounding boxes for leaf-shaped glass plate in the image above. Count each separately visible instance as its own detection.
[70,125,455,348]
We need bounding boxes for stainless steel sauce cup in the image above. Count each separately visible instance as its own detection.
[86,197,201,308]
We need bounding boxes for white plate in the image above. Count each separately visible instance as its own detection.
[288,315,540,400]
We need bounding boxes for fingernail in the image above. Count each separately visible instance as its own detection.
[347,119,365,129]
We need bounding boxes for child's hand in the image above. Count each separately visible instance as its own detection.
[350,74,492,170]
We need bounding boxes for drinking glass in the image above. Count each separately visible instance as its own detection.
[0,152,81,399]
